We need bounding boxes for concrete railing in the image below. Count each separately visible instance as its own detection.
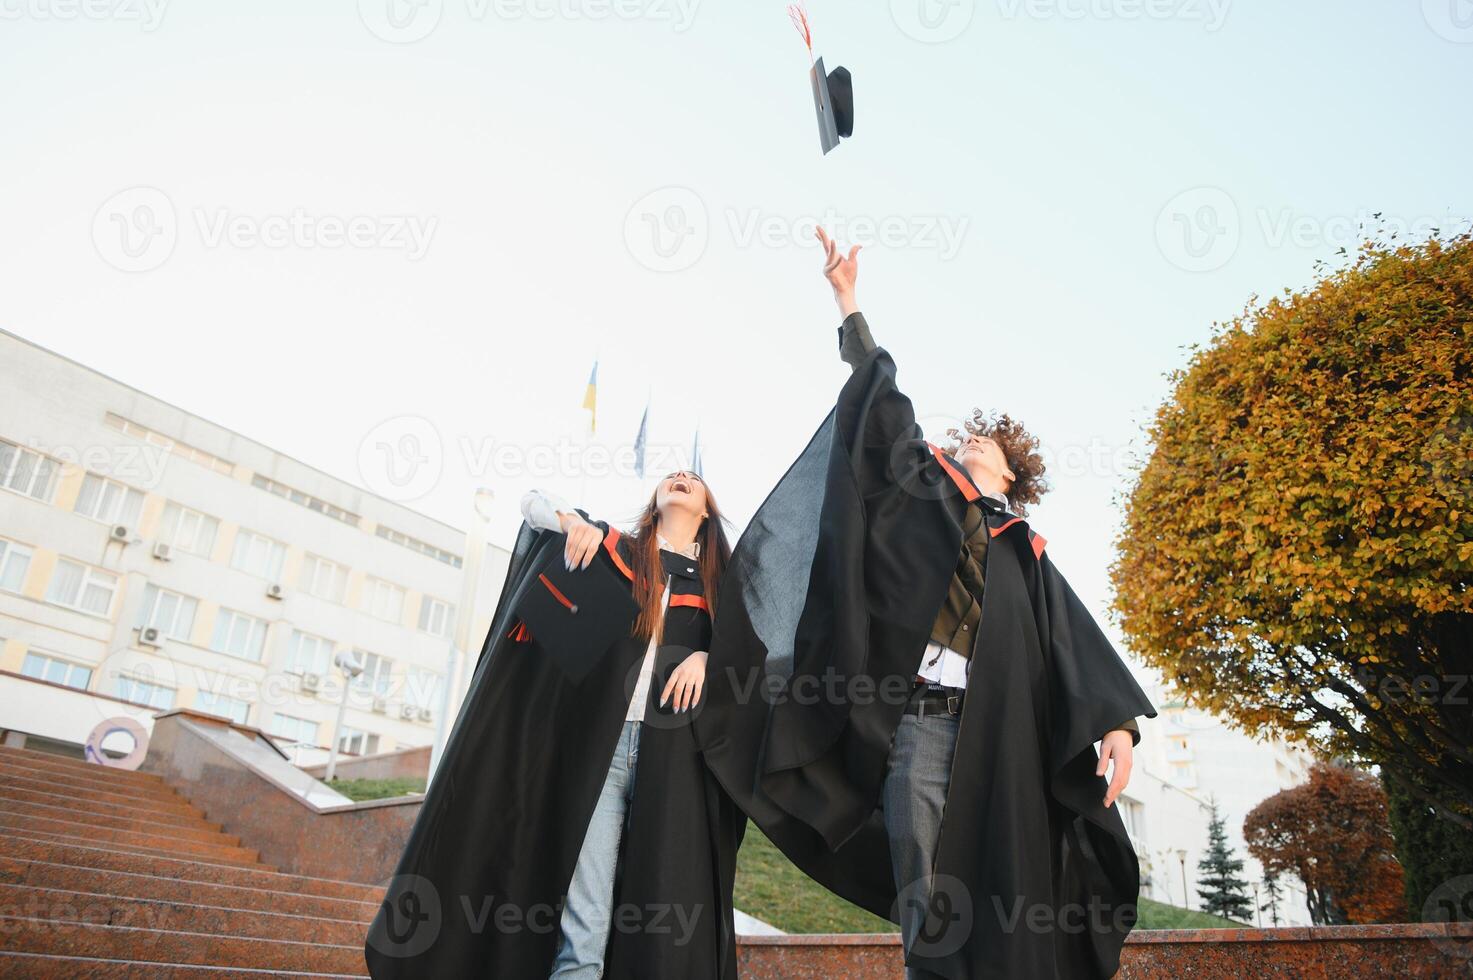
[140,709,423,884]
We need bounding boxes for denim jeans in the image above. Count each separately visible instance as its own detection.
[881,699,961,980]
[550,719,642,979]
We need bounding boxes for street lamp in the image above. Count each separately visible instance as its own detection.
[324,648,364,783]
[429,487,495,780]
[1176,849,1189,910]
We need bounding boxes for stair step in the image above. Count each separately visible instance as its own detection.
[0,753,187,802]
[0,950,367,978]
[0,745,176,788]
[0,798,227,842]
[0,781,220,831]
[0,856,378,923]
[0,915,367,974]
[3,826,263,869]
[0,882,370,946]
[0,768,202,817]
[2,836,379,903]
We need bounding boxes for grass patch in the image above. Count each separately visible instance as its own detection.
[735,822,1241,934]
[327,775,427,801]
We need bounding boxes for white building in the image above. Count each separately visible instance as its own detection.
[1118,693,1317,926]
[0,328,509,768]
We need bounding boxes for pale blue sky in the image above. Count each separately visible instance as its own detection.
[2,1,1468,679]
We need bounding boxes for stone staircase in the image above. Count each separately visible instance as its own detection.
[0,744,376,977]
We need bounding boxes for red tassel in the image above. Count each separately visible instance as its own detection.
[787,4,813,63]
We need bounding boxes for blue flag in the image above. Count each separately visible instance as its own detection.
[634,402,650,478]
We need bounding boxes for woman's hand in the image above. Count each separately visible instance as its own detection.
[816,226,861,316]
[660,650,708,713]
[1099,730,1134,808]
[559,512,604,570]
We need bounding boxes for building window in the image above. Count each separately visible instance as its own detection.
[21,650,93,691]
[210,608,268,661]
[337,727,380,756]
[417,596,455,638]
[0,438,58,502]
[230,529,287,581]
[301,554,348,603]
[135,583,199,641]
[46,559,120,617]
[405,666,441,709]
[375,524,462,568]
[251,474,360,528]
[158,501,219,558]
[116,675,176,709]
[270,712,320,748]
[361,577,406,623]
[285,629,333,676]
[196,689,250,724]
[104,413,234,475]
[352,649,392,697]
[0,538,33,594]
[74,474,145,527]
[1119,797,1146,842]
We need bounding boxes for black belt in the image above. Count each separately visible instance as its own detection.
[904,682,964,717]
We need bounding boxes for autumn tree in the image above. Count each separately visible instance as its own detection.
[1112,231,1473,829]
[1244,762,1406,924]
[1196,799,1253,921]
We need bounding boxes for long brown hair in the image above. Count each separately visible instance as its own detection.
[625,473,732,642]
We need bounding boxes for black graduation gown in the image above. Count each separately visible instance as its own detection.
[694,346,1158,979]
[364,517,744,980]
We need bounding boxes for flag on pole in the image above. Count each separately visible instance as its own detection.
[634,401,650,478]
[582,361,598,433]
[690,427,703,478]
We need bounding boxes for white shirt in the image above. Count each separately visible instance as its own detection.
[916,488,1011,688]
[520,489,698,721]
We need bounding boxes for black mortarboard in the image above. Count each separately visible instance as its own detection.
[513,543,639,684]
[810,57,853,155]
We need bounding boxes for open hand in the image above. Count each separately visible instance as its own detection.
[559,513,604,570]
[1099,730,1134,808]
[816,226,861,304]
[660,650,708,713]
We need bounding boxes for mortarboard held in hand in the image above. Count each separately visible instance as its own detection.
[789,4,853,155]
[513,539,639,684]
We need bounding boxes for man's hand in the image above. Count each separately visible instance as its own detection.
[816,226,861,317]
[558,512,604,571]
[660,650,708,713]
[1099,730,1134,809]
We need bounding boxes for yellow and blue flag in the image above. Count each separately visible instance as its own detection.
[582,361,598,432]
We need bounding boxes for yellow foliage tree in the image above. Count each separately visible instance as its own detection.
[1112,232,1473,827]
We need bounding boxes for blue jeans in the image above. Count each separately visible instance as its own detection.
[881,701,961,980]
[550,719,642,979]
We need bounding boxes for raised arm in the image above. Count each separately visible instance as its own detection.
[817,227,878,373]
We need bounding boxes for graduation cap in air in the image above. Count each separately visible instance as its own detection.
[789,4,853,155]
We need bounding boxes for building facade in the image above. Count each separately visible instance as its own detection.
[0,328,509,768]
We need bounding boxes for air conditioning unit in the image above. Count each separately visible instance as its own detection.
[399,704,418,720]
[301,672,323,692]
[372,697,388,714]
[111,525,131,542]
[417,706,433,722]
[266,583,285,600]
[151,542,173,561]
[137,626,162,648]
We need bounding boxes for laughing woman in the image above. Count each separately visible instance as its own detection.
[365,471,745,980]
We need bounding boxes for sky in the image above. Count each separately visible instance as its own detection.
[3,0,1469,692]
